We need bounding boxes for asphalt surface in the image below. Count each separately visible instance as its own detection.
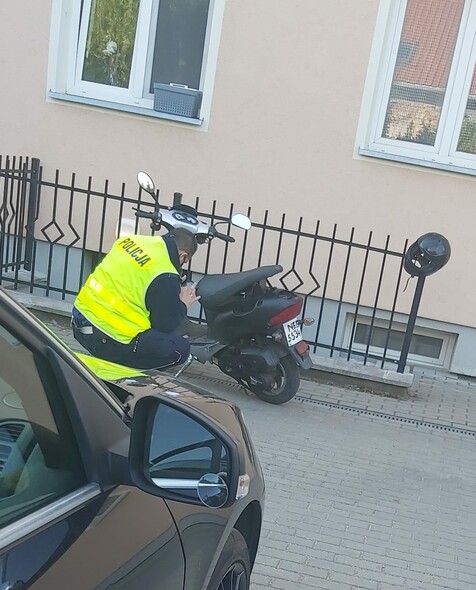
[40,312,476,590]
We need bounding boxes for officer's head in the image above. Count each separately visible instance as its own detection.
[167,228,198,266]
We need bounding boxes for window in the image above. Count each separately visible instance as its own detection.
[347,315,456,368]
[48,0,225,124]
[359,0,476,174]
[0,325,85,528]
[354,324,443,359]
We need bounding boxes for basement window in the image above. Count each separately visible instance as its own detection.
[350,316,456,368]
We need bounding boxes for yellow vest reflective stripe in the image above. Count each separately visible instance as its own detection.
[75,235,178,343]
[77,276,150,336]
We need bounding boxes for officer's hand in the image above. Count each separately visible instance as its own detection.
[180,283,200,308]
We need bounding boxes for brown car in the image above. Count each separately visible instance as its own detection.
[0,287,265,589]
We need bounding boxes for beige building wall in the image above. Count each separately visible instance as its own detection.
[0,1,474,332]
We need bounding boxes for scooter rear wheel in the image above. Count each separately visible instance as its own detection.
[250,355,300,404]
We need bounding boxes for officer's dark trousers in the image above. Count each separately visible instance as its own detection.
[72,325,190,370]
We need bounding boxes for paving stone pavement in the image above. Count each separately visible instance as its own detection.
[38,312,476,589]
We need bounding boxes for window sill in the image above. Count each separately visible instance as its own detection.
[48,91,203,126]
[359,147,476,177]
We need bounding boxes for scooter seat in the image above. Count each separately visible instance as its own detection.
[197,265,283,308]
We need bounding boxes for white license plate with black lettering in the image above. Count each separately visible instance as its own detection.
[283,318,303,347]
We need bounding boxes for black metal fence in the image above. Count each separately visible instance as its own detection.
[0,155,423,372]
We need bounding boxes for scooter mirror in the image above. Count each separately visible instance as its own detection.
[231,213,252,231]
[137,172,156,198]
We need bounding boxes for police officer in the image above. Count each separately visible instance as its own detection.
[72,228,199,370]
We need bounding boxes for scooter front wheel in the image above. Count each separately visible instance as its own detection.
[250,355,300,404]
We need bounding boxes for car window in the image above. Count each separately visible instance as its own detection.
[0,325,86,528]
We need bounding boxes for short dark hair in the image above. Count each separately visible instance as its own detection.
[167,228,197,258]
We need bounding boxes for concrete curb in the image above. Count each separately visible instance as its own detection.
[310,355,414,389]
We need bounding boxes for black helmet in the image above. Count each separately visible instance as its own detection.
[404,233,451,277]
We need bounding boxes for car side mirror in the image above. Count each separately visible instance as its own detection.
[128,396,240,509]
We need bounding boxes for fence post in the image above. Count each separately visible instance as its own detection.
[24,157,40,271]
[397,275,425,373]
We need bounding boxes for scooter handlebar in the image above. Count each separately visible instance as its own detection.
[133,204,238,242]
[212,230,235,243]
[134,210,160,221]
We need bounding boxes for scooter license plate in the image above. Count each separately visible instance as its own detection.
[283,318,303,347]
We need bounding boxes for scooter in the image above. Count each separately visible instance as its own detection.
[132,172,314,404]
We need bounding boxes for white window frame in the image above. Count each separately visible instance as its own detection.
[47,0,225,127]
[357,0,476,175]
[68,0,153,106]
[345,314,457,369]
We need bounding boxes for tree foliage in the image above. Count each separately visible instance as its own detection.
[82,0,140,88]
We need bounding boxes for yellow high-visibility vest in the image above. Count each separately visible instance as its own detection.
[76,353,147,381]
[75,235,178,343]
